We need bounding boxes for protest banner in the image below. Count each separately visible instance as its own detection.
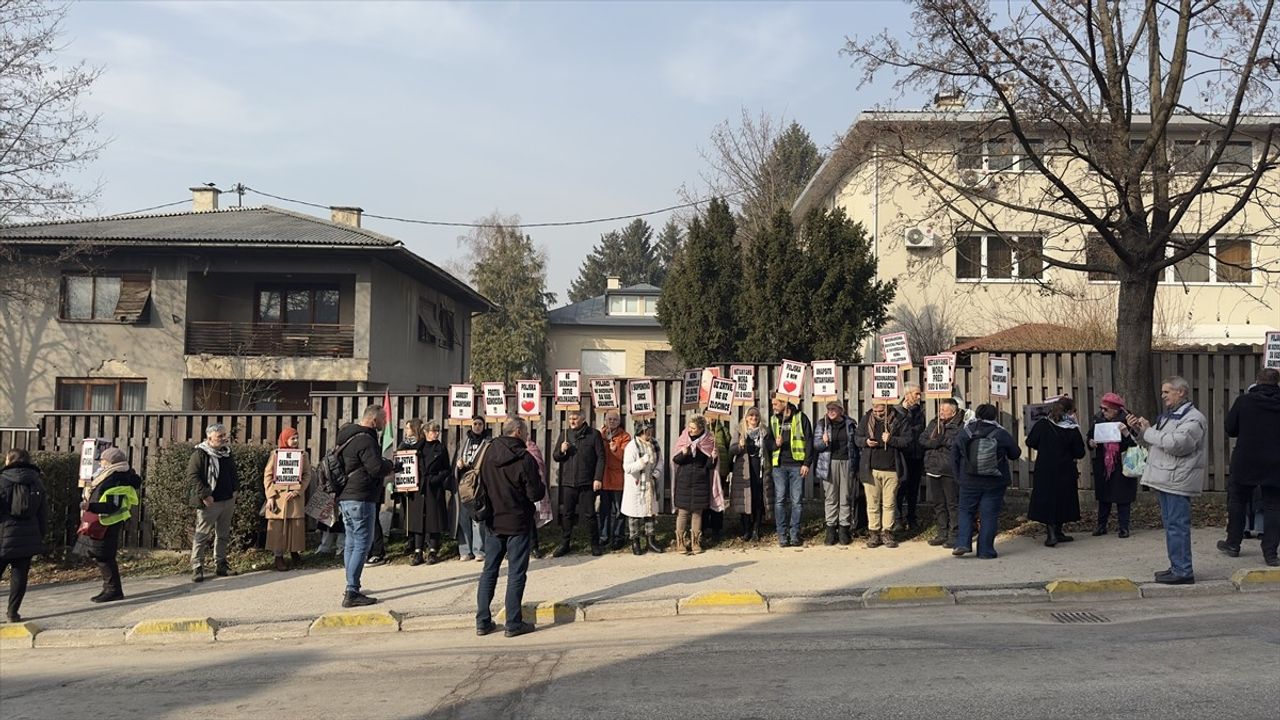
[273,449,303,488]
[775,359,806,401]
[1023,395,1065,429]
[705,377,735,420]
[681,369,702,410]
[923,355,954,398]
[628,378,656,417]
[393,450,420,493]
[589,378,619,410]
[554,369,581,411]
[880,332,913,368]
[811,360,838,402]
[729,365,755,405]
[699,367,720,406]
[989,356,1010,399]
[481,382,507,422]
[304,489,337,526]
[78,438,109,487]
[448,384,475,425]
[1266,331,1280,369]
[516,379,542,420]
[872,363,900,402]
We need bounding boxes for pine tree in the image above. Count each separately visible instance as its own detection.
[804,208,896,362]
[653,218,683,286]
[737,208,813,362]
[566,219,660,302]
[657,199,741,367]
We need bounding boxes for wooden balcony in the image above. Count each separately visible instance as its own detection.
[185,321,355,358]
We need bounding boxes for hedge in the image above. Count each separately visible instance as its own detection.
[30,451,81,552]
[149,443,272,552]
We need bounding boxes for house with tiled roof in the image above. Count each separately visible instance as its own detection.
[546,278,678,379]
[0,186,492,423]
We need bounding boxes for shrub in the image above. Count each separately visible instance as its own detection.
[149,443,271,552]
[30,451,80,551]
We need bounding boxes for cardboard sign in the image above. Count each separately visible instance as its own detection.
[705,377,735,420]
[872,363,901,402]
[273,449,304,487]
[729,365,755,405]
[1023,395,1065,430]
[304,489,337,526]
[811,360,838,401]
[516,379,542,420]
[880,332,913,368]
[628,378,656,417]
[775,359,806,401]
[923,355,954,398]
[77,438,112,487]
[448,384,475,426]
[393,450,420,492]
[681,369,702,410]
[554,369,581,410]
[699,367,720,406]
[1266,331,1280,370]
[989,356,1010,398]
[589,378,619,410]
[481,382,507,421]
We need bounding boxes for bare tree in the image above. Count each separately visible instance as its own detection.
[843,0,1279,416]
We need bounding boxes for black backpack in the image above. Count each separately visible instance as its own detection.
[318,436,358,496]
[965,425,1002,477]
[8,481,43,520]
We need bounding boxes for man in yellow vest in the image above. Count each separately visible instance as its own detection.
[769,397,813,547]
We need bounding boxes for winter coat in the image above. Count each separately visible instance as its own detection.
[552,423,605,488]
[601,427,632,492]
[920,415,964,477]
[335,423,393,504]
[813,415,859,481]
[1139,403,1208,498]
[1026,419,1086,524]
[855,409,912,482]
[187,446,238,508]
[1088,413,1138,504]
[897,401,927,460]
[672,437,716,512]
[262,450,311,520]
[621,437,663,518]
[952,421,1022,488]
[402,437,451,535]
[480,435,546,536]
[730,427,774,516]
[0,463,49,561]
[1225,383,1280,488]
[73,468,142,559]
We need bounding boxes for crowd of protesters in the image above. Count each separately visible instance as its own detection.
[2,369,1277,627]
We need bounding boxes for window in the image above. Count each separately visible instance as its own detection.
[1171,140,1210,174]
[60,273,151,322]
[582,349,626,376]
[1092,237,1254,285]
[957,137,1044,173]
[955,234,1044,280]
[56,379,146,411]
[439,309,457,348]
[1085,235,1122,281]
[606,294,659,316]
[256,285,340,324]
[416,298,440,344]
[1217,141,1253,174]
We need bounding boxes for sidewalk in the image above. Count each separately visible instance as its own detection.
[4,527,1276,636]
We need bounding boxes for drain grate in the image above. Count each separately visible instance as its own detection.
[1052,611,1111,624]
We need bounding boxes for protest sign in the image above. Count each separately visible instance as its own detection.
[699,367,720,406]
[989,356,1010,398]
[872,363,900,402]
[516,379,542,420]
[304,489,337,526]
[78,438,109,486]
[729,365,755,405]
[590,378,619,410]
[705,377,735,420]
[811,360,838,402]
[393,450,420,492]
[448,384,475,425]
[880,332,913,368]
[1266,331,1280,369]
[775,359,806,401]
[681,369,702,410]
[273,449,303,488]
[554,369,581,410]
[481,382,507,422]
[628,378,655,417]
[923,355,954,398]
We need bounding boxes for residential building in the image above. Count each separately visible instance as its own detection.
[546,278,677,378]
[0,187,492,424]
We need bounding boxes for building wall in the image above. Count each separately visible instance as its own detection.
[366,258,471,391]
[546,325,673,377]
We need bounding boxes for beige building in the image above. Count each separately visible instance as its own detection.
[546,279,677,379]
[792,111,1280,346]
[0,187,492,425]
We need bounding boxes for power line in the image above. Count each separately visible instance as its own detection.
[239,185,744,229]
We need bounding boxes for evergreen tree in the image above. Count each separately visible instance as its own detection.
[804,208,896,362]
[657,199,741,367]
[737,208,812,362]
[653,218,682,286]
[464,215,556,386]
[739,122,823,246]
[566,219,660,302]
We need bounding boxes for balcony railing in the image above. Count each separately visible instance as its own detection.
[185,322,355,358]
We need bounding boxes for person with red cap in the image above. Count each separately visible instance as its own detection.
[263,427,311,570]
[1088,393,1137,538]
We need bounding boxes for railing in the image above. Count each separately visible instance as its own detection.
[184,321,354,358]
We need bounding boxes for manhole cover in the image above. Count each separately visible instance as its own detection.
[1051,611,1111,624]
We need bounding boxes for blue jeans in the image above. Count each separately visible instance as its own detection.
[772,465,804,543]
[455,498,489,558]
[1156,490,1193,578]
[598,490,624,545]
[956,484,1005,558]
[476,530,532,631]
[338,500,376,595]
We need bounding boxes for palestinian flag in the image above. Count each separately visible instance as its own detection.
[381,388,395,456]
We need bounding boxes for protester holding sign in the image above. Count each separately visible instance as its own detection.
[551,410,606,557]
[454,417,492,562]
[262,427,311,571]
[1088,393,1137,539]
[1027,397,1087,548]
[856,401,911,548]
[813,401,858,546]
[919,399,963,549]
[598,410,632,551]
[401,419,451,566]
[769,398,813,547]
[894,383,926,532]
[73,447,139,605]
[730,407,773,542]
[672,415,722,555]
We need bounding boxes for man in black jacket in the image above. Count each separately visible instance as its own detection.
[551,410,605,557]
[894,383,926,531]
[920,398,963,548]
[1221,368,1280,566]
[476,417,546,638]
[188,423,239,582]
[335,404,394,607]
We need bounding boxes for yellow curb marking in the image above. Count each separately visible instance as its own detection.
[871,585,951,602]
[679,590,766,607]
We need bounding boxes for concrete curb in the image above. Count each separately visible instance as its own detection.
[32,628,126,648]
[955,587,1050,604]
[1139,580,1238,598]
[1045,578,1141,602]
[863,585,955,607]
[401,614,476,633]
[767,593,864,614]
[126,618,218,644]
[0,621,40,649]
[497,600,584,626]
[309,610,401,635]
[1231,568,1280,592]
[582,599,679,621]
[217,621,312,642]
[677,590,769,615]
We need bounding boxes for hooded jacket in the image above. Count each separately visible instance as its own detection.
[336,423,393,504]
[0,462,49,560]
[1225,382,1280,488]
[481,435,546,536]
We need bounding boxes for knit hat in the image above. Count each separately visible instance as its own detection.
[1100,392,1126,411]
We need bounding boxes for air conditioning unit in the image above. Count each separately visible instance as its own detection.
[904,224,939,249]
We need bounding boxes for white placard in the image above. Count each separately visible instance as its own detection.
[554,369,581,410]
[449,384,475,425]
[989,356,1010,399]
[481,382,507,421]
[393,450,420,492]
[1266,331,1280,369]
[516,379,542,419]
[589,378,619,410]
[705,377,735,420]
[880,332,913,368]
[776,359,806,400]
[274,449,303,487]
[872,363,900,402]
[811,360,838,401]
[1093,422,1124,444]
[924,355,954,398]
[681,369,702,409]
[78,438,98,484]
[729,365,755,405]
[628,379,655,417]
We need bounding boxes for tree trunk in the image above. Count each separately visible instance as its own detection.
[1114,271,1160,420]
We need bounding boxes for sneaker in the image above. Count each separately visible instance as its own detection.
[1155,573,1195,585]
[476,620,497,637]
[463,553,476,562]
[365,556,385,566]
[1216,540,1241,557]
[952,546,971,557]
[866,534,883,549]
[927,537,946,546]
[1265,555,1279,567]
[92,591,124,603]
[341,592,378,608]
[882,532,899,549]
[504,622,536,638]
[192,568,205,583]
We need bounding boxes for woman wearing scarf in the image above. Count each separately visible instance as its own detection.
[187,423,238,582]
[400,419,451,566]
[1088,393,1137,538]
[1027,397,1087,547]
[671,415,724,555]
[74,447,141,603]
[622,420,664,555]
[262,427,310,571]
[730,407,773,542]
[525,436,552,559]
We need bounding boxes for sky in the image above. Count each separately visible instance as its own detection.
[61,1,918,303]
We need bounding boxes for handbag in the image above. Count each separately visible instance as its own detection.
[1121,446,1148,478]
[77,510,109,540]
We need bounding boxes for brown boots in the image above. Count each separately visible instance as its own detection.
[674,511,705,555]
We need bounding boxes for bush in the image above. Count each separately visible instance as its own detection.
[149,443,271,552]
[30,451,80,551]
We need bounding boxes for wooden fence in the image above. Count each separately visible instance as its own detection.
[8,350,1263,548]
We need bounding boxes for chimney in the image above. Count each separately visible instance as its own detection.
[606,276,622,290]
[933,91,966,111]
[190,185,220,212]
[330,206,363,228]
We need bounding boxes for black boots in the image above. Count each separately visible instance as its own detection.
[646,533,664,554]
[1045,524,1059,547]
[1057,525,1075,542]
[825,526,839,546]
[632,536,644,555]
[552,540,571,558]
[838,527,852,546]
[410,551,424,566]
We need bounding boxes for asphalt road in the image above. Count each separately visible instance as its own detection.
[2,593,1277,720]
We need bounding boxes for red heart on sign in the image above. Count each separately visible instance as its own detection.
[782,381,797,393]
[521,401,535,412]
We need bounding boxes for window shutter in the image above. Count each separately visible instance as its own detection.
[113,274,152,323]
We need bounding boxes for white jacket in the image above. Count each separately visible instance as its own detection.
[1139,403,1207,497]
[620,437,662,518]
